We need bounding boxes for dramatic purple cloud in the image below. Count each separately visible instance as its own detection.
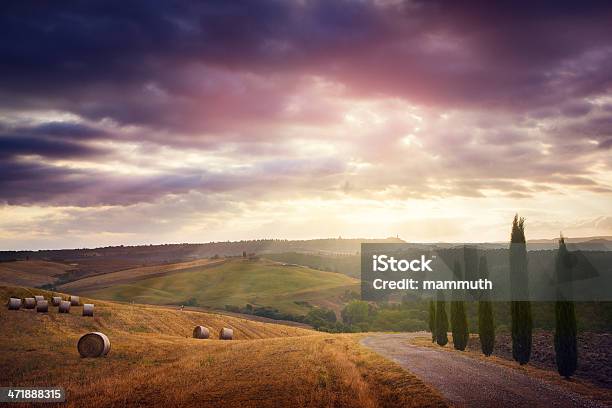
[0,1,611,248]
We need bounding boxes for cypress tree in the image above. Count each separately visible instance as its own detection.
[510,214,532,365]
[435,291,448,346]
[450,261,469,350]
[554,236,578,378]
[477,256,495,356]
[428,300,436,342]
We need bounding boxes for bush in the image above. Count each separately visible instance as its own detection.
[184,297,198,307]
[370,309,426,332]
[304,307,337,330]
[224,305,241,313]
[341,300,370,325]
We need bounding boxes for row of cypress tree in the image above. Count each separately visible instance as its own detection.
[429,256,494,355]
[427,215,578,378]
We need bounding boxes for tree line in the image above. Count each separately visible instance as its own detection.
[429,214,577,378]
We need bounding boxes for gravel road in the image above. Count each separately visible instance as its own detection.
[361,333,606,408]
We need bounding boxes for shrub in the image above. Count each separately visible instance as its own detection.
[341,300,370,325]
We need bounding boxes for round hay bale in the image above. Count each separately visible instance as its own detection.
[193,326,210,339]
[78,332,111,358]
[8,298,21,310]
[24,297,36,309]
[34,295,45,302]
[70,296,80,306]
[59,300,71,313]
[82,303,94,317]
[36,300,48,313]
[51,296,62,306]
[219,327,233,340]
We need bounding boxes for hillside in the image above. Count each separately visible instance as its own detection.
[0,260,75,287]
[0,286,446,407]
[0,237,405,262]
[69,258,360,315]
[57,258,224,292]
[1,286,313,340]
[266,252,361,278]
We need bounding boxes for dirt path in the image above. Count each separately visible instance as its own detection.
[361,333,605,408]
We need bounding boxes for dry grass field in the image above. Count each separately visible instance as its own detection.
[0,286,446,407]
[0,261,75,287]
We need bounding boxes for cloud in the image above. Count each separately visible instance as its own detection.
[0,136,103,159]
[2,1,612,129]
[0,121,110,158]
[0,1,611,247]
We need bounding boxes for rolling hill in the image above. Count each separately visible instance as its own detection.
[0,237,405,262]
[64,258,360,315]
[0,286,445,407]
[57,258,224,292]
[0,286,313,340]
[0,260,75,287]
[266,252,362,277]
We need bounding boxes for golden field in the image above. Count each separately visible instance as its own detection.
[0,286,446,407]
[0,261,75,287]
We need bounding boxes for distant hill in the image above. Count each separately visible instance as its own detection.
[0,260,75,287]
[57,258,224,292]
[0,238,403,286]
[528,236,612,243]
[72,258,359,316]
[3,236,609,266]
[2,236,609,291]
[0,237,405,263]
[527,237,612,251]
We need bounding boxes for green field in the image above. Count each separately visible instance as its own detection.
[82,258,359,315]
[265,252,361,277]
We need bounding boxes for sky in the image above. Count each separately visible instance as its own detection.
[1,1,612,250]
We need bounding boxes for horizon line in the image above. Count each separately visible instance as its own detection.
[3,234,611,252]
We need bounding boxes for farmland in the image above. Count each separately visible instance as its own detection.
[0,260,75,287]
[57,258,224,292]
[0,286,446,408]
[72,258,359,315]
